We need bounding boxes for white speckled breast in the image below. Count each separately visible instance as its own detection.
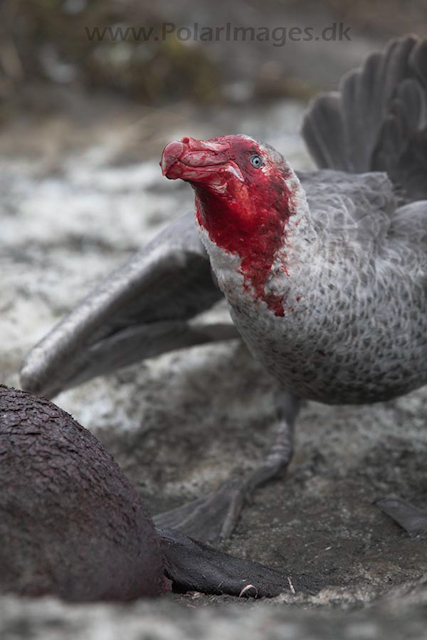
[198,171,427,405]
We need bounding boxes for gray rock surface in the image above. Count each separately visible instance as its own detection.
[1,587,427,640]
[1,96,427,636]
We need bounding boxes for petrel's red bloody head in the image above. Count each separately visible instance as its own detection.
[161,135,298,316]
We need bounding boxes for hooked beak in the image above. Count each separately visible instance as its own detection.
[160,136,244,186]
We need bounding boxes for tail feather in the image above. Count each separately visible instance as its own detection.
[302,35,427,202]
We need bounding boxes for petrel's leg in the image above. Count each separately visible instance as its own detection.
[154,390,300,543]
[375,496,427,538]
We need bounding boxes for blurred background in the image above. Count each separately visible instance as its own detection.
[1,0,427,159]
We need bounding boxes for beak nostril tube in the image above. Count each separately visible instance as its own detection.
[161,140,186,175]
[161,135,234,181]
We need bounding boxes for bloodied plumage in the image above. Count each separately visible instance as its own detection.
[161,131,427,405]
[20,35,427,540]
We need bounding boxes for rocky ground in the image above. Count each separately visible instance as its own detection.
[2,35,427,640]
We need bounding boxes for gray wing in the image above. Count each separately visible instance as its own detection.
[20,212,238,399]
[302,35,427,203]
[301,34,427,271]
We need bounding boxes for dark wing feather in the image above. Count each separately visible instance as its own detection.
[302,35,427,203]
[20,212,237,399]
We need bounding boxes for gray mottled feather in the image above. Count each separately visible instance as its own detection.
[226,163,427,403]
[220,37,427,404]
[298,170,394,252]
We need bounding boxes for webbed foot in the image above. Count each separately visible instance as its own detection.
[154,391,300,543]
[154,477,247,543]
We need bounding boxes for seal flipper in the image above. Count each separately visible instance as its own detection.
[158,528,322,598]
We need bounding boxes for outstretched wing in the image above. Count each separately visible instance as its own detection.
[20,212,238,399]
[302,35,427,203]
[301,34,427,276]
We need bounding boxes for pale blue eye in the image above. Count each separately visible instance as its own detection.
[250,154,263,168]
